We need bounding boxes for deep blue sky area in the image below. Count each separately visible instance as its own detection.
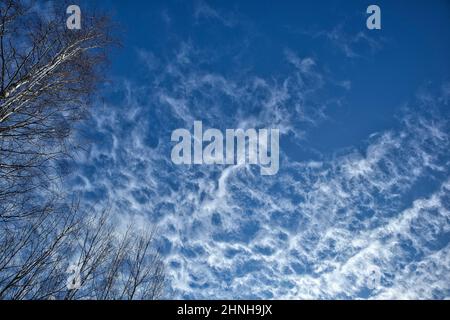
[94,0,450,153]
[71,0,450,299]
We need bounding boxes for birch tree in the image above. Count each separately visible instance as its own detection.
[0,0,111,220]
[0,0,166,300]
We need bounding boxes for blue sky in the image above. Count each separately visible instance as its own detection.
[69,0,450,299]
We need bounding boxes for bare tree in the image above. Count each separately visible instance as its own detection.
[0,202,165,300]
[0,0,166,300]
[0,0,111,220]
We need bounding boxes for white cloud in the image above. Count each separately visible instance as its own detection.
[71,40,450,299]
